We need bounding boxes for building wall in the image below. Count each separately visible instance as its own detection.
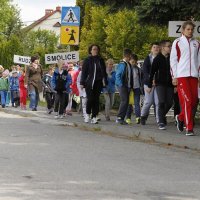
[32,12,61,36]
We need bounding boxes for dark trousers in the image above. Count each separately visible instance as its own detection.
[54,92,68,115]
[156,85,174,124]
[126,88,141,119]
[117,86,129,120]
[45,92,55,110]
[11,90,20,106]
[85,80,102,118]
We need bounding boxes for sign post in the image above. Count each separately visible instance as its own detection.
[60,6,80,45]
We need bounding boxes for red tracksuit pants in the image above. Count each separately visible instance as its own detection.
[177,77,198,131]
[20,88,27,106]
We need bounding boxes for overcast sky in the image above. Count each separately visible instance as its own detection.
[12,0,76,25]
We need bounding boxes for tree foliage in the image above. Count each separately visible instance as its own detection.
[79,6,109,58]
[0,0,22,37]
[90,0,139,11]
[136,0,200,24]
[105,10,168,60]
[22,29,59,66]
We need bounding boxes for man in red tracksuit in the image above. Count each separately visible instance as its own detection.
[170,21,200,136]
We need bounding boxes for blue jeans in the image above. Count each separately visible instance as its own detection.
[0,90,8,107]
[126,88,141,119]
[29,88,39,109]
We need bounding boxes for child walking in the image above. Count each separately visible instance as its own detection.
[103,59,116,121]
[19,67,27,110]
[77,60,87,120]
[9,70,20,107]
[126,54,143,124]
[0,70,9,108]
[42,65,55,114]
[52,60,72,119]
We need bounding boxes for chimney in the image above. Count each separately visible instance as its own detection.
[45,9,53,15]
[56,6,61,11]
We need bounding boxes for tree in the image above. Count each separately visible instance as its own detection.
[0,35,23,68]
[104,10,147,60]
[90,0,139,11]
[22,29,59,66]
[0,0,22,37]
[136,0,200,25]
[79,6,109,59]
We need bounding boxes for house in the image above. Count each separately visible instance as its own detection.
[24,6,61,36]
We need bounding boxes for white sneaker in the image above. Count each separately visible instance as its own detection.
[84,114,89,123]
[55,112,58,116]
[59,115,64,119]
[91,117,98,124]
[54,115,59,119]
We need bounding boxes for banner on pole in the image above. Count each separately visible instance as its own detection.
[14,55,31,65]
[45,51,79,64]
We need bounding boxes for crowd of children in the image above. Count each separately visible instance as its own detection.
[0,65,26,109]
[0,21,199,136]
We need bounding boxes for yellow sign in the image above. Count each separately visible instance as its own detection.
[60,26,79,45]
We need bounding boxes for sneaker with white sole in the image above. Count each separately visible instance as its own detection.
[186,130,195,136]
[158,123,166,130]
[91,117,98,124]
[84,114,89,123]
[175,115,184,132]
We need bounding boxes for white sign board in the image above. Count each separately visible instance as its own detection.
[14,55,31,65]
[45,51,79,64]
[169,21,200,37]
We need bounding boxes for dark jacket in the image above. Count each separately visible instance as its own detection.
[51,68,72,93]
[148,53,173,88]
[42,74,54,94]
[142,55,152,86]
[80,55,107,89]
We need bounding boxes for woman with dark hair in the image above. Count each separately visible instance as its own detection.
[25,56,43,111]
[80,44,107,124]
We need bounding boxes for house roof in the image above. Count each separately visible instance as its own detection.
[23,7,61,32]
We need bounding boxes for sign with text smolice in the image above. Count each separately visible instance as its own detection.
[168,21,200,37]
[45,51,79,64]
[14,55,31,65]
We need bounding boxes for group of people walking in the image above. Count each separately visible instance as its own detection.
[115,21,199,136]
[0,21,199,136]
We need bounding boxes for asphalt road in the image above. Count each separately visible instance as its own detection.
[0,112,200,200]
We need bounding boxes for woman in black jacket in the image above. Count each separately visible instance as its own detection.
[80,44,107,124]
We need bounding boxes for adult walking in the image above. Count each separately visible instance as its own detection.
[25,56,43,111]
[170,21,200,136]
[80,44,107,124]
[148,40,174,130]
[140,42,160,125]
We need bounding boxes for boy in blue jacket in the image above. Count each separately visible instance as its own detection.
[9,71,20,107]
[52,60,72,119]
[115,48,133,125]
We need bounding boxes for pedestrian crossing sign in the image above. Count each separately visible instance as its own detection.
[61,6,80,26]
[60,26,79,45]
